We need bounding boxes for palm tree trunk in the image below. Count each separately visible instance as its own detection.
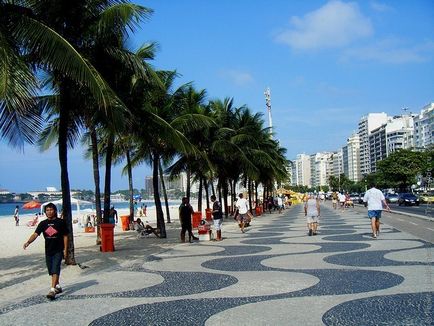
[186,169,191,200]
[198,177,203,212]
[90,126,102,245]
[159,161,171,223]
[248,178,253,211]
[126,150,134,223]
[103,133,114,223]
[222,180,229,218]
[254,181,259,207]
[204,179,210,209]
[153,152,166,237]
[59,97,76,265]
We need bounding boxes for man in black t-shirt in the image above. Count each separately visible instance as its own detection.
[179,197,199,243]
[211,195,223,241]
[23,202,69,300]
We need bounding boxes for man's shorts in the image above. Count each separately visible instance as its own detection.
[213,218,223,230]
[306,215,318,224]
[368,210,382,219]
[46,251,63,275]
[237,213,247,222]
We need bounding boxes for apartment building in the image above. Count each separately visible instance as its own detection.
[414,103,433,149]
[358,113,388,175]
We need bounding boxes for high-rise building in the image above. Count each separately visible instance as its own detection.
[386,114,415,155]
[347,133,361,181]
[291,154,311,187]
[413,103,434,149]
[310,152,333,188]
[358,113,388,175]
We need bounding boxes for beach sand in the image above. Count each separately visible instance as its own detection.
[0,204,193,305]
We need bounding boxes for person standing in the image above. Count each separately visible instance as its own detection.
[179,197,199,243]
[109,206,118,224]
[14,205,19,226]
[211,195,223,241]
[23,203,69,300]
[363,183,390,239]
[304,194,320,236]
[332,191,338,209]
[235,193,249,233]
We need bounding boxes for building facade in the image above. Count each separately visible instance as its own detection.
[413,103,434,149]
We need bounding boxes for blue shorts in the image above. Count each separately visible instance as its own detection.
[368,210,382,219]
[46,251,63,275]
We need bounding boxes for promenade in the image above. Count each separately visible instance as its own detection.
[0,203,432,325]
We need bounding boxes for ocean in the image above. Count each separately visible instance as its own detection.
[0,200,182,218]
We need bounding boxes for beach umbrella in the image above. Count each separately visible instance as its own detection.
[22,200,42,209]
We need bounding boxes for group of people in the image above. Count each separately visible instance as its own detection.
[307,184,390,239]
[20,183,390,302]
[331,191,354,210]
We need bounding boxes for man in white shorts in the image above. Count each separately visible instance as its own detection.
[304,194,320,236]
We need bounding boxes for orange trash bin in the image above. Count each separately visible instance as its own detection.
[120,215,130,231]
[100,223,115,252]
[192,211,202,228]
[205,208,212,221]
[255,206,261,216]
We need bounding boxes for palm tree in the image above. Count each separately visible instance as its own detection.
[8,1,153,263]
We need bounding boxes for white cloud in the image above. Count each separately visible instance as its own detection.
[343,39,434,64]
[218,69,254,86]
[370,1,393,12]
[274,0,373,50]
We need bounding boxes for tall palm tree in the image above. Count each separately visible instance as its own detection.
[13,1,153,263]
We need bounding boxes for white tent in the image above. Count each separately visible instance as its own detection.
[41,197,93,215]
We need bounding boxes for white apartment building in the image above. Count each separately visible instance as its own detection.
[346,133,361,181]
[358,113,388,176]
[386,115,415,155]
[310,152,333,188]
[331,149,343,178]
[291,154,311,187]
[413,103,434,149]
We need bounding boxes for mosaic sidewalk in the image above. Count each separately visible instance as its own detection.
[0,204,432,325]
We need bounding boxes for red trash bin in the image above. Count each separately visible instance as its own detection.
[205,208,212,221]
[100,223,115,252]
[255,206,262,216]
[192,211,202,228]
[120,215,130,231]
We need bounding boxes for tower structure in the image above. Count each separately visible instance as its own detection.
[264,87,273,136]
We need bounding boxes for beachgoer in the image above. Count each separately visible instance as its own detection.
[23,202,69,300]
[14,205,19,226]
[277,196,283,213]
[109,206,118,224]
[143,205,147,217]
[135,218,159,238]
[211,195,223,241]
[363,183,390,239]
[267,196,273,213]
[304,194,320,236]
[235,193,249,233]
[338,192,346,210]
[179,197,198,243]
[332,191,338,209]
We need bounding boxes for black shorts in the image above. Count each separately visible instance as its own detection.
[46,252,63,275]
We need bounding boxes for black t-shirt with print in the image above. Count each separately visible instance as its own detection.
[35,218,69,256]
[212,201,223,219]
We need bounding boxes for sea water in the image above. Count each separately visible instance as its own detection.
[0,200,181,218]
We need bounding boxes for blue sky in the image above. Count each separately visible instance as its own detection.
[1,0,433,193]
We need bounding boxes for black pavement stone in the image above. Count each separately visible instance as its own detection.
[322,292,434,326]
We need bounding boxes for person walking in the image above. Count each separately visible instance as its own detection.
[23,203,69,300]
[332,191,338,209]
[13,205,19,226]
[179,197,199,243]
[363,183,390,239]
[211,195,223,241]
[235,193,249,233]
[109,206,118,224]
[304,194,320,236]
